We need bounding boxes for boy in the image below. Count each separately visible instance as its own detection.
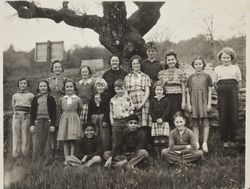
[161,111,203,165]
[142,41,163,88]
[110,79,134,149]
[12,78,34,158]
[104,114,149,170]
[74,123,103,167]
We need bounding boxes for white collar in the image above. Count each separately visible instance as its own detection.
[154,95,165,100]
[64,94,77,99]
[64,95,77,105]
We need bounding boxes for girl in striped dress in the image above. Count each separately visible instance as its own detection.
[158,50,187,130]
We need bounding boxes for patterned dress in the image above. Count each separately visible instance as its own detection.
[76,78,95,125]
[186,72,213,118]
[57,95,82,141]
[124,71,151,127]
[47,74,67,127]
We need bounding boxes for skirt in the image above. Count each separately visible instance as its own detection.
[57,112,81,141]
[151,122,169,136]
[129,90,152,127]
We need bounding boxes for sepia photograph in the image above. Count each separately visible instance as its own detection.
[1,0,248,188]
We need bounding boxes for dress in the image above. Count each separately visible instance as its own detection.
[124,71,151,127]
[76,78,95,124]
[149,96,170,136]
[47,74,67,127]
[186,72,213,118]
[57,95,82,141]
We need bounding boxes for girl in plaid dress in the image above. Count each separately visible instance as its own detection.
[124,55,151,142]
[149,81,170,150]
[76,65,95,126]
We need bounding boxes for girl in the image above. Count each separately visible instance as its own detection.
[30,80,56,161]
[76,65,95,125]
[47,60,67,151]
[124,55,151,141]
[149,81,170,151]
[12,78,34,158]
[161,111,203,165]
[186,57,213,152]
[103,54,127,98]
[87,78,111,151]
[57,79,82,164]
[158,50,187,130]
[214,47,242,148]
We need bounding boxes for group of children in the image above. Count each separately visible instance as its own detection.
[11,42,241,169]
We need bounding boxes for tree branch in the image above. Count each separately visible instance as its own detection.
[128,1,165,36]
[7,1,103,33]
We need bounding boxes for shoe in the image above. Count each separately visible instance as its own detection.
[223,142,229,148]
[202,142,208,153]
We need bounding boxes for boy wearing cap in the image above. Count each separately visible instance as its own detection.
[104,114,149,170]
[74,123,103,167]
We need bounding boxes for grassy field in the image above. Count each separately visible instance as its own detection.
[3,67,245,188]
[4,129,245,189]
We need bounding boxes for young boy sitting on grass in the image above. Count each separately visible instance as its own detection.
[72,123,103,167]
[104,114,149,170]
[161,111,203,165]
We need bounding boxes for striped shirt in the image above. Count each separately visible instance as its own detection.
[12,91,34,112]
[158,68,186,94]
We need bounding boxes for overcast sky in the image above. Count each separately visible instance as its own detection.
[1,0,249,51]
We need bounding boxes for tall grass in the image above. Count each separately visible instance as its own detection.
[4,130,245,189]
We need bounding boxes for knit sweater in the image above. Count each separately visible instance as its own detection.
[30,94,56,126]
[102,68,127,97]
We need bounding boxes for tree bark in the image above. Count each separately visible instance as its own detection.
[7,1,165,69]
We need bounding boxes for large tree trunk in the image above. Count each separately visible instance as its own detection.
[7,1,165,71]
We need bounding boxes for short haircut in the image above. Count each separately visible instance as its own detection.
[51,60,64,73]
[173,111,187,122]
[36,79,51,93]
[114,79,124,88]
[217,47,236,61]
[17,77,30,87]
[94,78,108,91]
[129,55,143,70]
[83,122,95,131]
[153,80,165,95]
[145,41,157,51]
[165,50,179,69]
[109,54,121,65]
[62,79,77,92]
[79,65,92,76]
[127,114,139,122]
[191,57,206,70]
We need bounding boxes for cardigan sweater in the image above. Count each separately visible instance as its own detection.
[30,94,57,126]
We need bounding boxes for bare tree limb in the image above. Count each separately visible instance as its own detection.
[128,1,165,36]
[6,1,103,33]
